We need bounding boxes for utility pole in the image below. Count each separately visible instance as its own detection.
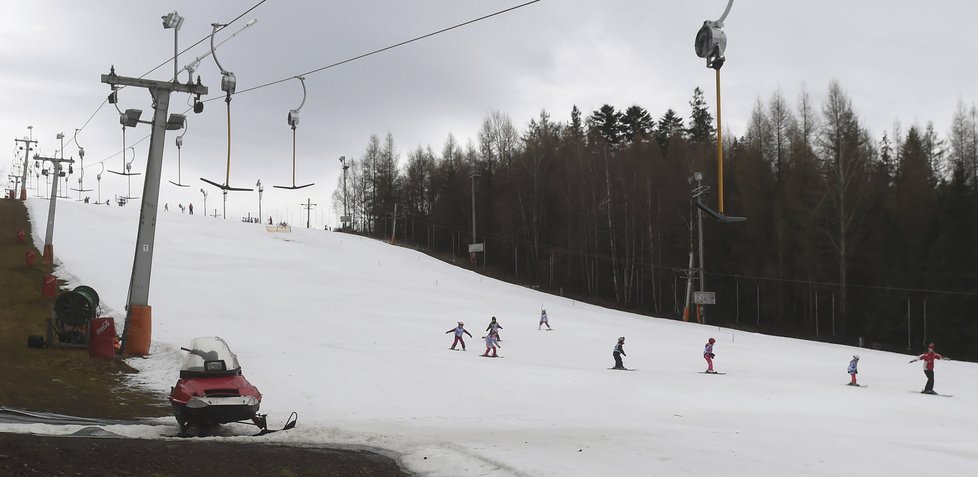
[468,170,482,265]
[15,126,37,200]
[101,54,207,356]
[256,179,263,223]
[34,153,74,262]
[199,188,207,216]
[300,198,317,229]
[339,156,350,230]
[222,189,228,219]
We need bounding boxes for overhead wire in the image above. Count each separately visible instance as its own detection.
[211,0,543,100]
[62,0,270,167]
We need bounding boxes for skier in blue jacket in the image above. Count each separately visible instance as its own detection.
[847,355,860,386]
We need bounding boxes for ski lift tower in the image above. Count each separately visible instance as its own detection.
[34,151,74,263]
[101,11,207,355]
[14,126,37,200]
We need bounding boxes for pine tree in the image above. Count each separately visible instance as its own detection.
[687,87,715,145]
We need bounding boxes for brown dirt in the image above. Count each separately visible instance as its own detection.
[0,199,409,476]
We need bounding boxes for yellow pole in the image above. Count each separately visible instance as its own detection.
[225,99,232,185]
[715,67,724,214]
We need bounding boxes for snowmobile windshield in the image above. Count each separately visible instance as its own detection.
[179,336,242,377]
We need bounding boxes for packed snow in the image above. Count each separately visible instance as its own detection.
[5,198,977,476]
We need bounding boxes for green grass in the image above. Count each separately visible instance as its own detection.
[0,199,169,420]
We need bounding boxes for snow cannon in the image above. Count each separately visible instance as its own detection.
[49,285,100,346]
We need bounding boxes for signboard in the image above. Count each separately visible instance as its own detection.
[468,243,485,253]
[693,291,716,305]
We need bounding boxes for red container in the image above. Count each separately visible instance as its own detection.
[16,230,25,242]
[25,250,36,266]
[89,317,117,359]
[42,274,57,298]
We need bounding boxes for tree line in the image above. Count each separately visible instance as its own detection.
[332,81,978,360]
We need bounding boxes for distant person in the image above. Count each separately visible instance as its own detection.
[188,203,194,215]
[612,336,627,370]
[268,216,273,225]
[179,203,185,213]
[485,316,502,341]
[481,330,501,357]
[539,308,551,330]
[704,338,717,373]
[446,321,472,351]
[164,203,169,211]
[909,343,946,395]
[848,355,860,386]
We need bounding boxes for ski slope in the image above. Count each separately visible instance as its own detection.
[8,199,978,476]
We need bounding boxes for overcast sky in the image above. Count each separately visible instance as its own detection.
[3,1,976,227]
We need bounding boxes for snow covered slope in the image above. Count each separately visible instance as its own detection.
[11,199,978,476]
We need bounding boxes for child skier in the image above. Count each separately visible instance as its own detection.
[909,343,946,394]
[612,336,627,370]
[486,316,503,341]
[539,308,552,330]
[482,330,501,357]
[445,322,472,351]
[847,355,860,386]
[703,338,717,373]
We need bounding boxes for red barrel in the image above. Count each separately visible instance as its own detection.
[16,230,25,242]
[25,250,36,266]
[89,317,117,359]
[42,274,57,298]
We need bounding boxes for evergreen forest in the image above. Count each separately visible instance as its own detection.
[332,80,978,360]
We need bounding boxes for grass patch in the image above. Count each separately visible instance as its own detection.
[0,199,169,420]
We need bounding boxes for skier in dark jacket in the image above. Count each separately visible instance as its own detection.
[485,316,503,341]
[612,337,627,370]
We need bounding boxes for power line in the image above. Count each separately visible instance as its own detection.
[138,0,270,80]
[55,0,270,162]
[83,0,542,168]
[210,0,543,101]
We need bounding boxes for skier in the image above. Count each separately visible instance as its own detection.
[482,330,501,357]
[909,343,946,394]
[485,316,503,341]
[612,336,627,370]
[704,338,717,373]
[188,203,194,215]
[445,321,472,351]
[847,355,860,386]
[539,308,551,330]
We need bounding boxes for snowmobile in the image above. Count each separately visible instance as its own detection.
[168,336,295,436]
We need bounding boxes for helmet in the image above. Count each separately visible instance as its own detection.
[708,338,716,344]
[491,316,496,321]
[928,342,935,348]
[618,336,625,342]
[458,321,464,326]
[853,355,860,360]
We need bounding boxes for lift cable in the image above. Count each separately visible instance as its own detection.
[209,0,542,101]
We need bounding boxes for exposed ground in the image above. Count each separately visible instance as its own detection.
[0,198,409,477]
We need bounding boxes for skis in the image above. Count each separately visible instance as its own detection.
[608,367,635,371]
[449,348,466,351]
[911,390,952,397]
[480,355,502,358]
[846,383,867,387]
[699,371,726,375]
